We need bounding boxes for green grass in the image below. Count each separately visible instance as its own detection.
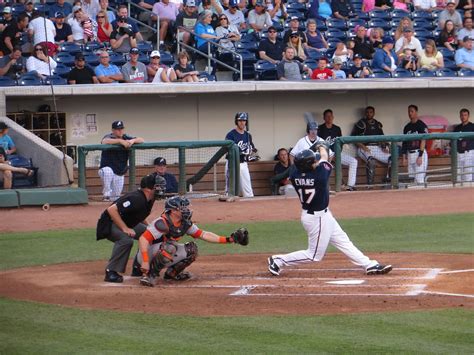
[1,297,473,354]
[0,213,472,270]
[0,213,472,353]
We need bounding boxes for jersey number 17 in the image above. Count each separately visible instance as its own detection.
[296,188,316,204]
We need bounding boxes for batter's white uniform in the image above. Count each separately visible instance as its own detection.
[225,160,254,197]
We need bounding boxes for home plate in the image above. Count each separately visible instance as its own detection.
[326,280,366,285]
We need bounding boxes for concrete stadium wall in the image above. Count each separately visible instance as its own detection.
[2,82,473,161]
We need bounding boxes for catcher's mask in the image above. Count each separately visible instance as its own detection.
[294,149,317,173]
[234,112,249,125]
[140,174,166,200]
[165,196,193,222]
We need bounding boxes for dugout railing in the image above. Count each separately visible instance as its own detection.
[77,140,240,196]
[333,132,474,192]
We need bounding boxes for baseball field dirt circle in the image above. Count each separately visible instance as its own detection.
[0,188,473,315]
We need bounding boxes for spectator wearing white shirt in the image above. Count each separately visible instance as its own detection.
[413,0,437,11]
[395,27,423,58]
[26,43,57,78]
[248,0,272,34]
[224,0,246,30]
[28,11,57,55]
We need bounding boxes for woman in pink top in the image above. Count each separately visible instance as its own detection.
[362,0,375,12]
[393,0,410,11]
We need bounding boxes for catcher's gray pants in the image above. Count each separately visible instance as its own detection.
[137,241,188,269]
[106,223,147,273]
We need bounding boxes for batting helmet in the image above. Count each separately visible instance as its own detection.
[294,149,316,173]
[306,121,318,133]
[234,112,249,125]
[165,196,193,221]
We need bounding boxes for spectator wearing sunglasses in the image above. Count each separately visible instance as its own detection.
[26,43,57,79]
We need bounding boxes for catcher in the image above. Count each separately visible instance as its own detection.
[137,196,248,287]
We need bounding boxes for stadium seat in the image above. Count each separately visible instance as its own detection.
[303,59,318,70]
[52,63,71,78]
[254,60,277,80]
[109,52,126,67]
[84,41,105,52]
[412,10,433,20]
[457,68,474,77]
[435,68,456,77]
[368,9,391,20]
[443,58,457,70]
[432,29,441,41]
[325,29,347,41]
[315,18,327,31]
[413,19,435,31]
[137,53,150,65]
[352,3,363,12]
[159,51,174,66]
[306,50,327,60]
[136,41,153,53]
[235,40,259,52]
[83,53,99,67]
[43,75,68,85]
[414,28,434,39]
[431,9,442,19]
[0,76,17,87]
[271,21,284,32]
[347,18,366,29]
[232,50,257,80]
[391,9,410,19]
[346,28,357,39]
[414,69,437,77]
[199,71,217,82]
[368,69,391,78]
[34,3,48,12]
[356,12,370,21]
[286,2,307,13]
[438,47,455,59]
[391,68,414,78]
[17,76,42,86]
[326,18,348,30]
[54,52,75,67]
[287,10,307,21]
[390,19,401,29]
[58,42,82,55]
[11,3,25,15]
[368,19,391,31]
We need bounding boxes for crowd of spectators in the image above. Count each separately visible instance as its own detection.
[0,0,473,84]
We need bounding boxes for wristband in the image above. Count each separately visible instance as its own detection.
[219,236,228,244]
[418,150,424,157]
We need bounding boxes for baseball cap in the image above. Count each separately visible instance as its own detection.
[447,0,456,4]
[333,57,343,65]
[72,5,82,13]
[112,121,125,129]
[403,26,413,33]
[154,157,167,166]
[129,47,140,54]
[0,122,8,130]
[3,6,12,14]
[140,174,157,189]
[229,0,239,7]
[186,0,196,6]
[26,0,34,4]
[307,121,318,132]
[255,0,266,7]
[290,30,299,37]
[290,15,299,21]
[463,35,473,42]
[150,50,161,58]
[353,53,363,59]
[75,52,85,60]
[55,11,65,18]
[382,36,394,44]
[267,25,277,32]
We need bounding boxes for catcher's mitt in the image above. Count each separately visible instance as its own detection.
[231,227,249,246]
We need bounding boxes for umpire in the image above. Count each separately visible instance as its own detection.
[97,174,165,283]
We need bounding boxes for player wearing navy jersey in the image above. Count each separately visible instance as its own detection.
[351,106,391,186]
[225,112,256,197]
[402,105,429,184]
[453,108,474,183]
[318,109,358,191]
[99,120,144,201]
[268,147,392,276]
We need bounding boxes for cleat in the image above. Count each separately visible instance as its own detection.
[346,186,357,191]
[366,264,392,275]
[267,257,280,276]
[104,269,123,283]
[131,256,142,277]
[139,274,156,287]
[164,271,192,281]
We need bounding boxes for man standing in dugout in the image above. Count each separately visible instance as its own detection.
[97,174,166,283]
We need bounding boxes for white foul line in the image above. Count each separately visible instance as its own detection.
[230,286,256,295]
[421,291,474,298]
[421,268,443,279]
[439,269,474,274]
[405,284,427,296]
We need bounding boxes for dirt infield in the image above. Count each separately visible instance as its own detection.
[0,188,473,315]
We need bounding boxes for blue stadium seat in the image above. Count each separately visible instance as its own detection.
[109,53,126,67]
[414,69,437,77]
[390,19,401,29]
[356,12,370,21]
[412,10,433,20]
[326,18,348,30]
[254,60,277,80]
[84,41,105,52]
[198,72,217,82]
[55,52,75,67]
[391,68,414,78]
[431,9,442,19]
[307,50,328,60]
[17,76,42,86]
[391,9,410,19]
[457,68,474,77]
[438,47,454,59]
[11,3,25,16]
[43,75,68,85]
[369,69,391,78]
[436,68,456,77]
[286,10,306,21]
[347,18,366,29]
[83,53,99,67]
[325,29,347,41]
[414,28,434,39]
[271,21,284,32]
[0,76,17,87]
[159,51,174,66]
[58,42,82,55]
[413,19,435,31]
[232,50,257,80]
[432,29,441,41]
[315,18,327,31]
[136,41,153,53]
[138,53,150,65]
[368,19,391,31]
[303,59,318,70]
[286,2,307,13]
[52,64,72,78]
[346,29,357,39]
[443,58,457,70]
[235,40,259,52]
[368,9,391,20]
[34,3,49,13]
[352,3,363,12]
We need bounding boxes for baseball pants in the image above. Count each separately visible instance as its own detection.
[341,151,358,187]
[407,150,428,184]
[106,222,147,273]
[99,167,124,200]
[357,145,391,165]
[137,241,188,268]
[225,161,254,197]
[457,150,474,182]
[272,209,378,271]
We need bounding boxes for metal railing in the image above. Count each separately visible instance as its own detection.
[177,27,243,81]
[333,132,474,191]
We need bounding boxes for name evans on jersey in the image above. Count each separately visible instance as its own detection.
[293,178,315,186]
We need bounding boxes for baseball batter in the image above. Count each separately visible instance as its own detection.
[402,105,429,184]
[268,147,392,276]
[453,108,474,182]
[290,121,328,164]
[318,109,358,191]
[225,112,257,197]
[138,196,249,286]
[351,106,391,185]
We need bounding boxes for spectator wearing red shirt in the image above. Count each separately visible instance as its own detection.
[311,57,335,80]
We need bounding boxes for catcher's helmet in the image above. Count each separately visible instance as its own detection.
[165,196,192,221]
[234,112,249,125]
[294,149,316,173]
[306,121,318,133]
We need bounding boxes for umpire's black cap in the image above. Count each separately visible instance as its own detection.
[140,174,156,189]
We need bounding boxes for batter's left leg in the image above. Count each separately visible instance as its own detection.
[239,162,254,197]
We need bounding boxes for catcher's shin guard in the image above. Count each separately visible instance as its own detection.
[164,242,198,281]
[366,157,376,185]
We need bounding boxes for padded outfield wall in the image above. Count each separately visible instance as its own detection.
[1,79,473,161]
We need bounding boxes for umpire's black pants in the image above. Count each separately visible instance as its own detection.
[106,223,147,273]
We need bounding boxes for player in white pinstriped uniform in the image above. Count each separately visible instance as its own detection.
[318,109,358,191]
[351,106,391,185]
[99,121,144,201]
[290,121,329,165]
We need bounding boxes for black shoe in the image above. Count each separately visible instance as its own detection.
[131,256,142,277]
[164,271,192,281]
[104,269,123,283]
[366,264,392,275]
[346,186,357,191]
[267,257,280,276]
